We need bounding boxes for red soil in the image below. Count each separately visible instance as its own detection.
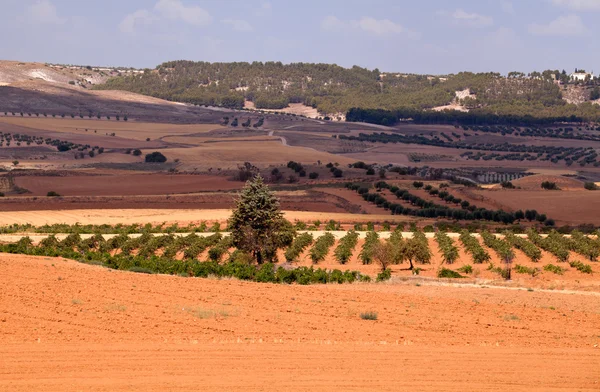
[1,253,599,391]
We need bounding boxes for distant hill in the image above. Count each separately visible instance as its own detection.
[95,60,600,121]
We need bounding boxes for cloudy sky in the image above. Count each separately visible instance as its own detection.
[2,0,600,74]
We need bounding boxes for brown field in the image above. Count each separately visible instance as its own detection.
[1,253,599,391]
[474,189,600,224]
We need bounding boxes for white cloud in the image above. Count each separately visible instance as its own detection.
[320,16,417,37]
[528,14,586,36]
[449,9,493,28]
[119,10,157,33]
[120,0,211,33]
[321,16,345,32]
[222,18,254,32]
[551,0,600,10]
[154,0,211,26]
[27,0,66,25]
[353,17,405,35]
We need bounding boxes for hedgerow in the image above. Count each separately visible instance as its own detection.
[503,231,542,262]
[359,231,379,265]
[309,233,336,263]
[458,231,491,264]
[0,237,367,285]
[334,230,359,264]
[481,231,515,261]
[434,231,459,264]
[284,233,314,262]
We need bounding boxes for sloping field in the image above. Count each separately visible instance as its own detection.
[473,189,600,224]
[1,254,599,391]
[511,174,585,190]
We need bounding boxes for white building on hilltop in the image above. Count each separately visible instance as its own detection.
[570,71,595,81]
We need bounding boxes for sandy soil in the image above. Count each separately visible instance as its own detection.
[0,209,411,226]
[1,253,599,391]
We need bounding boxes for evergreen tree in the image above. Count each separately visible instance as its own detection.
[229,175,293,263]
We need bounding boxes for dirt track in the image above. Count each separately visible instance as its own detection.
[1,254,599,391]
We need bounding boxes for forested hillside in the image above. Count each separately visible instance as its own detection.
[95,61,600,122]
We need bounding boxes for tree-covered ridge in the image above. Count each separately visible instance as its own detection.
[95,61,600,118]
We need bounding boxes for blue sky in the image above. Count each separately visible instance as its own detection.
[2,0,600,74]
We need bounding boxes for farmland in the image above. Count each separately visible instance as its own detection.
[2,59,600,391]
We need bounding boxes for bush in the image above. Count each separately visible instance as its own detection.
[584,182,598,190]
[543,264,564,275]
[334,230,359,264]
[309,172,319,179]
[437,268,464,279]
[541,181,559,190]
[434,231,459,264]
[457,264,473,274]
[145,151,167,163]
[514,264,539,276]
[376,269,391,282]
[569,260,593,274]
[309,233,335,263]
[47,191,60,197]
[360,311,378,320]
[284,233,314,262]
[359,231,379,265]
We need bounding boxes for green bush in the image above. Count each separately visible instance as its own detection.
[284,232,314,262]
[435,231,459,264]
[376,269,391,282]
[514,264,539,276]
[569,260,593,274]
[359,231,379,265]
[437,268,464,279]
[309,233,335,263]
[543,264,564,275]
[459,231,491,264]
[334,230,359,264]
[457,264,473,274]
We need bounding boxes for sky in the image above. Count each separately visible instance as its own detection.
[1,0,600,75]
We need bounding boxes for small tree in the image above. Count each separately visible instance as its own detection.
[373,241,394,272]
[229,175,293,263]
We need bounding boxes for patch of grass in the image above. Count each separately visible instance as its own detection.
[127,266,154,274]
[71,298,82,305]
[503,314,520,321]
[437,268,464,279]
[105,303,127,312]
[543,264,564,275]
[457,264,473,274]
[360,311,378,320]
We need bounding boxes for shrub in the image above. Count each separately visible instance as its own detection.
[284,233,314,262]
[309,172,319,179]
[434,231,459,264]
[459,231,490,264]
[47,191,60,197]
[569,260,593,274]
[359,231,379,264]
[584,182,598,191]
[309,233,335,263]
[504,231,542,262]
[457,264,473,274]
[360,311,378,320]
[334,230,359,264]
[514,264,539,276]
[541,181,559,190]
[145,151,167,163]
[376,269,391,282]
[437,268,464,279]
[543,264,564,275]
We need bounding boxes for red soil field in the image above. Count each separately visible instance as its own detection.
[1,254,599,391]
[14,174,242,196]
